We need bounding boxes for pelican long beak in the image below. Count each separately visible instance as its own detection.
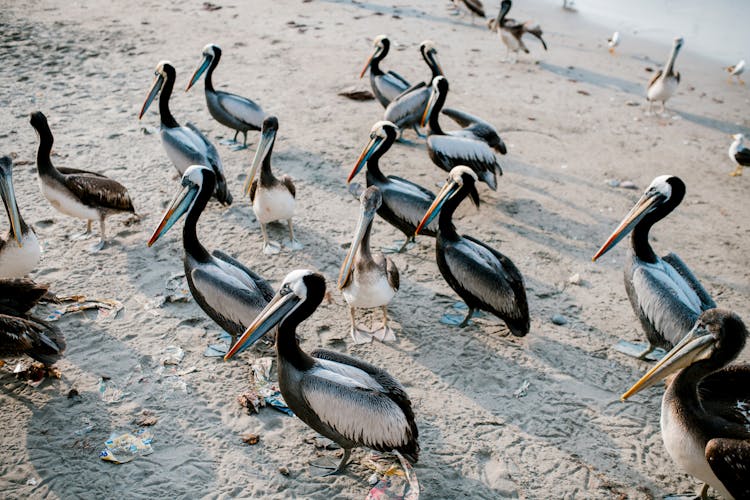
[347,136,382,183]
[415,180,458,235]
[591,191,663,261]
[359,48,378,79]
[621,323,715,400]
[337,207,375,289]
[420,88,438,128]
[224,291,300,360]
[186,55,211,92]
[0,170,22,246]
[147,183,198,246]
[244,127,276,196]
[139,74,164,119]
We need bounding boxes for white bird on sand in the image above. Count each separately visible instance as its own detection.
[608,32,620,54]
[726,60,745,84]
[646,37,684,116]
[728,133,750,177]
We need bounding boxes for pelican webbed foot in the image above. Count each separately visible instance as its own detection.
[730,165,743,176]
[373,326,396,342]
[219,138,238,146]
[71,220,93,241]
[351,325,373,344]
[262,241,282,255]
[383,237,415,254]
[230,143,249,151]
[285,220,303,251]
[412,125,427,139]
[612,340,667,361]
[310,449,352,476]
[88,239,106,253]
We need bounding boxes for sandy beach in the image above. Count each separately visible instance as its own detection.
[1,0,749,498]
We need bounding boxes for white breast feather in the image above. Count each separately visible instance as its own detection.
[39,180,100,220]
[342,269,396,308]
[0,231,42,278]
[252,184,295,224]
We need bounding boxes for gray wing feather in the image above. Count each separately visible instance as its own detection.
[385,257,400,291]
[215,91,266,129]
[191,266,268,329]
[706,438,750,499]
[384,87,430,129]
[211,250,275,302]
[662,253,716,310]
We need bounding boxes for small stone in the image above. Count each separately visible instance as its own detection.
[278,466,290,476]
[551,314,567,326]
[368,473,379,485]
[606,179,620,188]
[618,181,638,190]
[67,388,79,398]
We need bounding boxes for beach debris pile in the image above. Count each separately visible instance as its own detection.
[236,357,292,416]
[100,429,154,464]
[364,450,419,500]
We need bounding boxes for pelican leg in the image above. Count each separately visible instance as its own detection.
[397,236,415,253]
[219,131,239,146]
[349,307,373,344]
[260,224,281,255]
[231,130,248,151]
[72,220,93,241]
[311,448,352,476]
[730,165,743,176]
[412,125,427,139]
[373,305,396,342]
[459,308,475,328]
[89,216,106,252]
[284,219,303,250]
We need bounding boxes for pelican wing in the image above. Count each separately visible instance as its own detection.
[427,135,500,188]
[0,279,49,315]
[445,236,527,322]
[461,0,485,17]
[735,146,750,167]
[211,250,275,302]
[0,314,65,365]
[384,86,430,129]
[647,69,664,90]
[249,179,258,203]
[280,175,296,198]
[57,167,106,178]
[662,253,716,311]
[185,123,232,205]
[385,257,400,291]
[161,126,209,172]
[706,438,750,499]
[699,365,750,428]
[378,175,437,234]
[442,107,505,153]
[385,70,411,89]
[65,174,134,212]
[214,91,266,129]
[522,22,547,50]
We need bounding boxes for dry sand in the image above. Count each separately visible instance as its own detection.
[1,0,749,498]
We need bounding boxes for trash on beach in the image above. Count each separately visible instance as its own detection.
[100,429,154,464]
[133,410,158,427]
[203,331,233,357]
[12,361,61,387]
[46,296,123,322]
[514,380,530,398]
[99,377,127,403]
[237,357,293,416]
[161,345,185,366]
[605,179,638,190]
[440,302,484,326]
[241,433,260,445]
[364,450,419,500]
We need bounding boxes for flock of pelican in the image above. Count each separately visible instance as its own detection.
[0,1,748,497]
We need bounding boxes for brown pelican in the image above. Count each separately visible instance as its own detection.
[592,175,716,359]
[646,38,684,115]
[338,187,399,344]
[728,133,750,176]
[608,32,620,54]
[148,165,274,341]
[488,0,548,63]
[243,116,299,254]
[421,77,502,190]
[622,309,750,500]
[0,279,64,366]
[726,60,745,84]
[416,167,529,334]
[383,40,444,137]
[359,35,411,108]
[347,121,437,252]
[451,0,485,22]
[185,44,266,150]
[30,111,135,252]
[224,269,419,475]
[0,156,41,278]
[139,61,232,205]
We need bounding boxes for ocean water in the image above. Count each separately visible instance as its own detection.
[547,0,749,63]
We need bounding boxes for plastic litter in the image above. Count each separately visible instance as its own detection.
[440,302,484,325]
[514,380,530,399]
[98,377,126,403]
[100,429,154,464]
[237,357,293,416]
[46,296,123,322]
[364,450,419,500]
[161,345,185,365]
[203,331,233,357]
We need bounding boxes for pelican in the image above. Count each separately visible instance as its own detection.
[148,165,274,341]
[440,107,507,154]
[185,43,266,150]
[622,309,750,500]
[224,269,419,475]
[592,175,716,359]
[608,31,620,54]
[0,156,41,278]
[726,60,745,84]
[359,35,411,108]
[451,0,485,22]
[243,116,299,254]
[415,167,529,334]
[347,121,437,251]
[383,40,444,137]
[488,0,548,63]
[0,279,64,366]
[646,37,684,115]
[338,187,399,344]
[139,61,232,205]
[728,133,750,177]
[421,77,502,190]
[30,111,135,252]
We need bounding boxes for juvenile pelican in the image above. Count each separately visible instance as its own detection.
[338,187,399,344]
[646,37,684,115]
[148,165,274,341]
[608,31,620,54]
[30,111,135,252]
[244,116,299,254]
[139,61,232,205]
[0,156,41,278]
[421,77,502,190]
[726,60,745,84]
[347,121,437,251]
[592,175,716,359]
[451,0,485,22]
[359,35,411,108]
[622,309,750,500]
[728,133,750,176]
[224,270,419,475]
[488,0,548,63]
[416,167,529,335]
[383,40,444,136]
[0,279,65,366]
[186,44,267,150]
